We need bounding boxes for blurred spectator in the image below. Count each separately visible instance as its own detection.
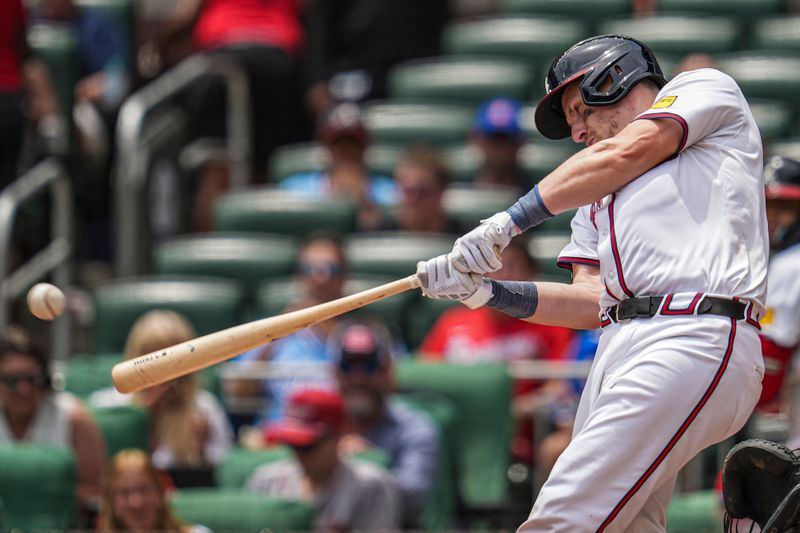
[247,388,401,532]
[231,232,347,425]
[382,145,466,234]
[470,97,528,193]
[163,0,309,179]
[0,0,30,188]
[673,53,717,77]
[418,238,576,465]
[280,103,395,231]
[97,449,209,533]
[332,319,440,528]
[305,0,447,113]
[0,325,106,510]
[90,310,233,470]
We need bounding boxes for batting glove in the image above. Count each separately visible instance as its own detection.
[451,211,521,274]
[416,254,493,309]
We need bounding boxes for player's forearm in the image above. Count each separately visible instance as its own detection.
[521,280,602,330]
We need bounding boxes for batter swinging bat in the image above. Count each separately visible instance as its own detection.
[112,274,420,393]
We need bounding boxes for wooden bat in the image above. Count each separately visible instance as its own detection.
[112,274,420,393]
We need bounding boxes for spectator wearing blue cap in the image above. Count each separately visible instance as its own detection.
[471,97,527,193]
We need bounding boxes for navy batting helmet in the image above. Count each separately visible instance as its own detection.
[534,35,667,140]
[765,156,800,249]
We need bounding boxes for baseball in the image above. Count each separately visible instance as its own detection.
[27,283,66,321]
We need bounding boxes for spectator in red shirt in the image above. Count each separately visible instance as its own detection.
[419,237,576,467]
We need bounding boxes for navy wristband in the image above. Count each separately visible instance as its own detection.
[506,184,554,232]
[487,280,539,319]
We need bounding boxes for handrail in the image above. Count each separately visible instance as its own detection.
[114,53,251,276]
[0,158,72,385]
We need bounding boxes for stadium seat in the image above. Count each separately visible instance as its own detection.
[213,187,358,236]
[404,298,460,350]
[537,208,577,232]
[27,24,78,125]
[64,353,121,398]
[443,184,520,229]
[665,490,721,533]
[717,53,800,109]
[169,489,314,533]
[89,405,149,457]
[657,0,782,18]
[598,15,738,56]
[267,143,328,182]
[751,16,800,52]
[0,444,76,530]
[443,16,586,73]
[345,232,455,278]
[363,101,475,147]
[501,0,630,23]
[749,99,796,140]
[254,275,415,331]
[154,233,299,289]
[93,276,243,353]
[388,56,535,105]
[528,230,573,283]
[769,138,800,160]
[395,361,513,507]
[519,143,579,184]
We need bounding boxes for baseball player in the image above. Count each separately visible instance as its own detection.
[416,34,768,532]
[759,156,800,441]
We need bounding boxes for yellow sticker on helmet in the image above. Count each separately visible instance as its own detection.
[651,96,677,109]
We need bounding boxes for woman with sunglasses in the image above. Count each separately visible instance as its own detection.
[0,325,106,516]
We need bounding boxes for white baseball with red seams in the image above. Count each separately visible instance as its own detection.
[519,68,768,532]
[27,282,66,321]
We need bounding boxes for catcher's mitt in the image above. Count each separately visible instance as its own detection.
[722,439,800,533]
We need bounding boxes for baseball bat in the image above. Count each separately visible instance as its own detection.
[112,274,420,393]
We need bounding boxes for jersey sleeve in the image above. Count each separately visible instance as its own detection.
[556,206,599,271]
[636,68,746,153]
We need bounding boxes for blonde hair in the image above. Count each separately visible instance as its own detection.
[97,449,186,532]
[125,310,202,465]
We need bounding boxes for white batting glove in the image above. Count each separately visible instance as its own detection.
[451,211,521,274]
[416,254,493,309]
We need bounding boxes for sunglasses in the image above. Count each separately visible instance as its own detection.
[338,356,381,376]
[0,373,47,389]
[298,262,342,277]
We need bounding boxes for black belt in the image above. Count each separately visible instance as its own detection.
[607,295,747,323]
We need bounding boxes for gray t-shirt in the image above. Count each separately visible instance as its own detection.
[246,457,400,532]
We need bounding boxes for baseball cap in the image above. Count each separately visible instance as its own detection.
[332,322,392,374]
[317,103,369,145]
[474,97,523,138]
[264,389,345,447]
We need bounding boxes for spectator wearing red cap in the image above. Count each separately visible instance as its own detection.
[331,319,440,528]
[470,97,529,194]
[279,103,396,231]
[246,388,400,532]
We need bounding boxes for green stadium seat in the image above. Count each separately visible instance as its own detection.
[443,185,519,229]
[154,233,299,289]
[752,16,800,52]
[268,143,328,182]
[748,99,796,140]
[395,361,513,507]
[345,232,455,278]
[93,276,244,353]
[27,24,78,126]
[213,187,358,236]
[388,57,535,105]
[599,15,738,56]
[665,490,721,533]
[520,143,579,183]
[404,298,460,351]
[64,353,121,398]
[528,230,573,282]
[538,208,577,232]
[768,138,800,160]
[89,405,149,457]
[657,0,782,17]
[169,488,315,533]
[717,53,800,109]
[363,102,474,147]
[501,0,630,22]
[366,144,404,176]
[443,16,586,73]
[254,275,415,330]
[0,444,76,530]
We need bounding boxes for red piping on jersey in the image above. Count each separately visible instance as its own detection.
[660,292,704,315]
[596,317,738,532]
[608,194,635,298]
[745,302,761,330]
[604,282,622,302]
[636,112,689,154]
[557,257,601,270]
[600,317,612,327]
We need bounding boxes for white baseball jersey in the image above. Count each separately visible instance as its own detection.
[557,68,768,313]
[762,244,800,348]
[521,68,768,533]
